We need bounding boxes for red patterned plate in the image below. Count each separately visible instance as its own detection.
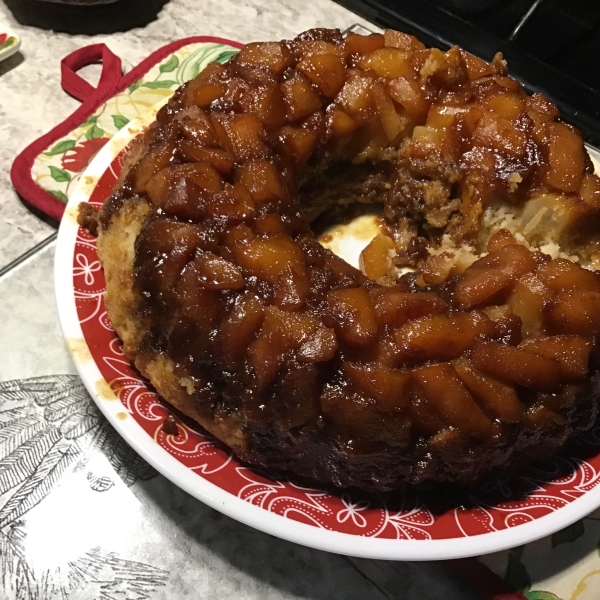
[55,105,600,560]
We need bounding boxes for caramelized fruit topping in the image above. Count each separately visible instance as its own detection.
[99,28,600,492]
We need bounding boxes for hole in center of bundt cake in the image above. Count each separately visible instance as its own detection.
[299,158,394,223]
[295,155,397,272]
[297,151,469,282]
[302,143,600,285]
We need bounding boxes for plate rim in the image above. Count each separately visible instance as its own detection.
[53,102,600,561]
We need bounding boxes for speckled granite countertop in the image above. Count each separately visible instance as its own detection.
[0,2,481,599]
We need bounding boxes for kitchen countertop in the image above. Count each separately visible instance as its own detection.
[0,1,481,598]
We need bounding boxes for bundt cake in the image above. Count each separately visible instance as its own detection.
[90,28,600,492]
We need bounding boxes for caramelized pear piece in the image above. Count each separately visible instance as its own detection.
[218,294,264,368]
[203,183,256,221]
[344,362,411,409]
[222,223,254,248]
[460,50,494,80]
[454,244,537,309]
[135,219,206,310]
[145,167,172,207]
[388,76,428,119]
[425,105,457,130]
[547,289,600,336]
[544,122,585,193]
[409,125,449,156]
[294,39,344,59]
[237,41,293,74]
[455,105,485,135]
[326,106,357,142]
[297,53,346,98]
[452,357,522,422]
[471,342,561,391]
[184,163,224,193]
[537,258,600,293]
[250,84,287,129]
[359,233,395,279]
[337,75,374,117]
[254,213,288,235]
[419,253,454,285]
[358,48,413,79]
[177,108,219,146]
[136,218,205,257]
[273,262,310,311]
[159,178,209,222]
[413,363,496,438]
[472,114,527,157]
[270,306,320,347]
[147,163,223,195]
[278,125,320,164]
[248,328,286,390]
[236,159,287,204]
[486,228,518,252]
[191,83,226,107]
[526,93,559,120]
[297,327,338,363]
[177,265,221,331]
[324,251,365,284]
[371,82,406,142]
[579,172,600,209]
[178,142,235,174]
[192,251,245,290]
[506,273,553,336]
[535,260,600,336]
[370,288,447,327]
[144,163,222,206]
[485,93,525,120]
[131,142,175,192]
[420,46,469,89]
[344,32,385,55]
[249,306,320,389]
[395,311,495,362]
[281,74,322,121]
[327,287,378,346]
[212,114,269,161]
[383,29,425,51]
[263,308,322,362]
[233,232,307,285]
[486,75,522,93]
[519,335,591,381]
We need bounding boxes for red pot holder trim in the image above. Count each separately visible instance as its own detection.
[11,36,242,222]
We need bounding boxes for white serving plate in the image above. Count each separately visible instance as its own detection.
[54,103,600,561]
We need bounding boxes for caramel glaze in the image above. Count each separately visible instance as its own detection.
[98,28,600,491]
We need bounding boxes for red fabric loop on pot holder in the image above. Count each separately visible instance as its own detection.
[60,44,123,102]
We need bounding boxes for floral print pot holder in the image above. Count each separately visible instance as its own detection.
[11,37,241,222]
